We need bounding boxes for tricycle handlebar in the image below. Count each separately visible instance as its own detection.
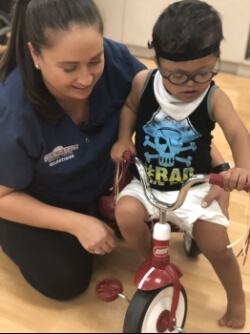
[122,151,224,212]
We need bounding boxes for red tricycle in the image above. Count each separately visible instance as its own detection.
[95,151,226,333]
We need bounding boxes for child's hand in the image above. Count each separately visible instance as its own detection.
[222,168,250,192]
[202,185,230,219]
[111,140,136,162]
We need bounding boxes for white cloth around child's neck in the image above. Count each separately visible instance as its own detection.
[153,70,209,121]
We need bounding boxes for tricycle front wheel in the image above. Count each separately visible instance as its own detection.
[123,284,187,333]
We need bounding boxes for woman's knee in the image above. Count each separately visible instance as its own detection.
[0,218,94,300]
[20,261,93,300]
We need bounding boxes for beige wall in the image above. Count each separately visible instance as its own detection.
[94,0,250,76]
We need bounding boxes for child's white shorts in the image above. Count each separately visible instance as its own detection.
[116,178,229,237]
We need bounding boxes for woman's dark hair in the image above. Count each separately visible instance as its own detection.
[151,0,223,60]
[0,0,103,122]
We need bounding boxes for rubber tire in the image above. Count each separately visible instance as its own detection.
[183,232,201,257]
[123,284,187,333]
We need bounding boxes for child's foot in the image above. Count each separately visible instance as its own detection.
[218,300,246,329]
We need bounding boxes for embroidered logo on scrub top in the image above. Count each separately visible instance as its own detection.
[44,144,79,166]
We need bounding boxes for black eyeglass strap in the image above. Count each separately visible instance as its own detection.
[154,43,220,62]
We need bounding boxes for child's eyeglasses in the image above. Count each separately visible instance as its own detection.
[159,58,220,85]
[160,70,218,85]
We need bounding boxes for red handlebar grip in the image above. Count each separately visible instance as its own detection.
[209,173,249,192]
[209,173,224,187]
[122,151,135,162]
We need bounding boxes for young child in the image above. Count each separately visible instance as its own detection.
[111,0,250,329]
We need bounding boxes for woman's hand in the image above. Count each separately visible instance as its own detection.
[201,184,230,219]
[0,187,117,256]
[71,215,118,255]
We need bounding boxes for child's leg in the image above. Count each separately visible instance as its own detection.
[115,195,152,259]
[193,220,245,329]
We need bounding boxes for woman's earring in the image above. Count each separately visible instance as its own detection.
[35,64,40,69]
[147,39,154,49]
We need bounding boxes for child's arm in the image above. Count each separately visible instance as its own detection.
[111,69,150,162]
[201,142,230,218]
[210,142,229,167]
[212,88,250,190]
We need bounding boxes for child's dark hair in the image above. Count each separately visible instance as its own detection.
[151,0,223,61]
[0,0,103,122]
